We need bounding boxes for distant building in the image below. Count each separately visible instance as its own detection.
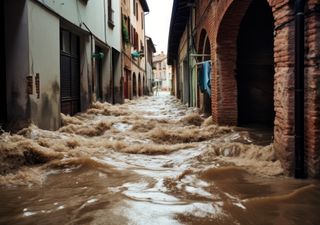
[145,37,156,95]
[153,52,172,91]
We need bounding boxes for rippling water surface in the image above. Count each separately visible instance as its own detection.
[0,92,319,225]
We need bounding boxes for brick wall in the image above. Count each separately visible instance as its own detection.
[191,0,320,177]
[305,0,320,177]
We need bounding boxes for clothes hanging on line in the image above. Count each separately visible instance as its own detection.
[197,61,211,96]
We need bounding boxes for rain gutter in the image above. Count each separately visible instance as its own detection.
[294,0,306,178]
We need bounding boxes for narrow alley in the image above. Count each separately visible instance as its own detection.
[1,93,319,225]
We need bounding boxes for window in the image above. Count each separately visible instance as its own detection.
[136,2,138,20]
[141,12,143,29]
[128,18,131,43]
[108,0,115,28]
[130,24,134,44]
[134,31,139,50]
[133,0,135,15]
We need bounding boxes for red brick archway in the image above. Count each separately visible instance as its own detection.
[214,0,276,126]
[215,0,254,125]
[213,0,299,176]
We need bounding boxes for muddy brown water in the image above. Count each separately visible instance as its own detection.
[0,92,319,225]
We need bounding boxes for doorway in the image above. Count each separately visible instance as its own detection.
[236,0,275,128]
[133,73,137,97]
[138,73,141,96]
[60,29,80,116]
[95,46,103,101]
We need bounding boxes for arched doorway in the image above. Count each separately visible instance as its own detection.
[138,73,142,96]
[216,0,275,128]
[236,0,274,128]
[198,29,212,115]
[132,72,137,97]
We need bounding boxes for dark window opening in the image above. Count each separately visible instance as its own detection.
[141,12,144,29]
[133,73,137,97]
[136,3,138,20]
[133,0,136,15]
[138,74,141,96]
[95,46,103,100]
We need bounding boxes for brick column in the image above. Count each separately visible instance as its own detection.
[305,1,320,177]
[272,1,296,176]
[214,0,252,125]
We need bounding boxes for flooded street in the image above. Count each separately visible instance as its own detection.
[1,92,319,225]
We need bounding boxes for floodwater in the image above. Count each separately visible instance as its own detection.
[0,92,319,225]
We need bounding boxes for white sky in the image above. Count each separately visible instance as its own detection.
[145,0,173,54]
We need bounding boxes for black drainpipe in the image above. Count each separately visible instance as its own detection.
[187,12,191,107]
[294,0,306,178]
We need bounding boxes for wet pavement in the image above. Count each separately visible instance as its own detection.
[0,92,319,225]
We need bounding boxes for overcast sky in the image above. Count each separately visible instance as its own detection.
[145,0,173,55]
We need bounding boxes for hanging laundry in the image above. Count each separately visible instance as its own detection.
[203,61,211,96]
[198,61,211,96]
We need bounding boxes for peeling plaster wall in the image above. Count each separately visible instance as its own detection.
[4,0,30,131]
[27,0,60,130]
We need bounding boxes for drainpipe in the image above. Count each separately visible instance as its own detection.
[187,17,191,107]
[294,0,305,178]
[144,12,149,95]
[81,22,95,101]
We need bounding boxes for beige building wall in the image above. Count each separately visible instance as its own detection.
[27,0,61,130]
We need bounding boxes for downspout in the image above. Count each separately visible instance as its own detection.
[187,10,191,107]
[81,22,95,101]
[112,49,115,104]
[104,0,107,43]
[144,12,149,95]
[294,0,306,178]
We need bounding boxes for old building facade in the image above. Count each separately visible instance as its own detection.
[121,0,151,99]
[168,0,320,177]
[1,0,122,131]
[153,52,172,92]
[145,36,157,94]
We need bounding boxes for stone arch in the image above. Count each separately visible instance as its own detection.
[198,29,211,61]
[215,0,275,127]
[197,29,212,115]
